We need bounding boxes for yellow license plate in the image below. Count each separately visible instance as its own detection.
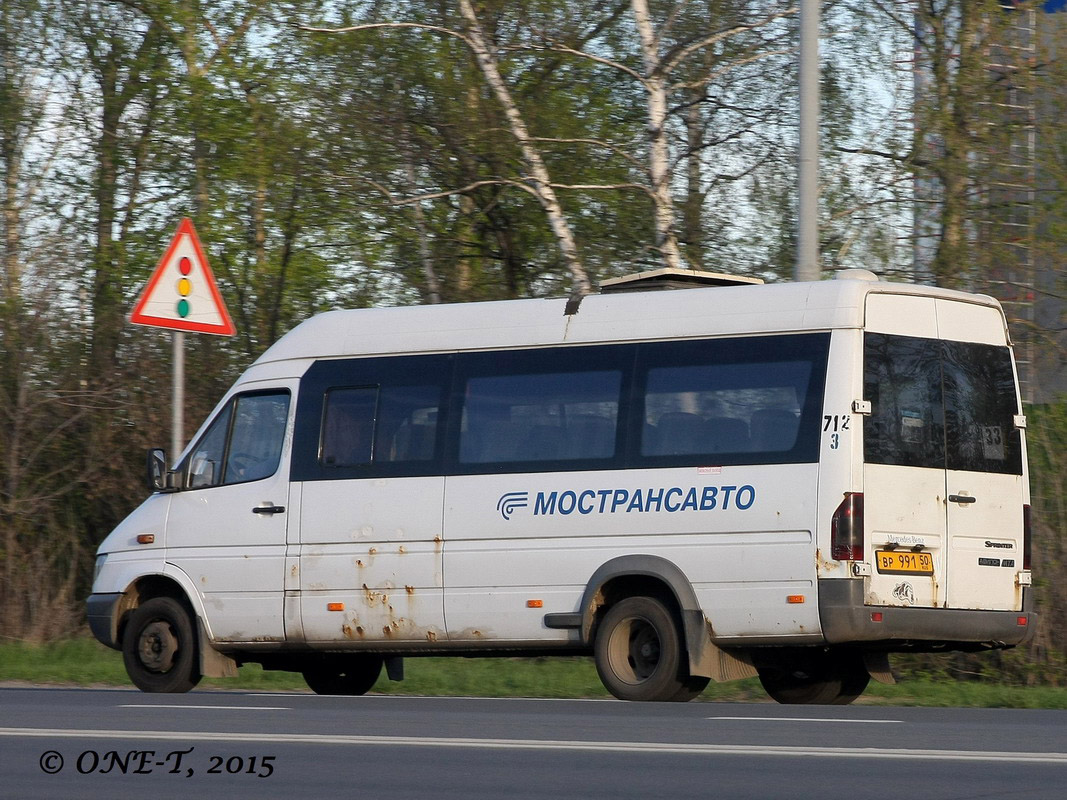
[875,550,934,575]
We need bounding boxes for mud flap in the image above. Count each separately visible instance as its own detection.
[197,619,239,678]
[863,651,896,685]
[384,656,405,682]
[683,610,758,682]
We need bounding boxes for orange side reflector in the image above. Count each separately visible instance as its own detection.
[786,595,805,604]
[136,534,155,545]
[327,603,345,612]
[526,599,544,608]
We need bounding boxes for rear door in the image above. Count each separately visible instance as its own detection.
[863,331,947,609]
[941,340,1025,610]
[862,296,1026,612]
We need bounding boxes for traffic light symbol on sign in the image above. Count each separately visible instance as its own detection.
[176,256,192,318]
[129,218,235,336]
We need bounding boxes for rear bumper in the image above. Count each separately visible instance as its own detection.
[818,579,1035,649]
[86,593,123,650]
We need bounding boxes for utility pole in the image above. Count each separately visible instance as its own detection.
[796,0,820,282]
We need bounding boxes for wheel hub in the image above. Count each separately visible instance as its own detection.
[626,621,661,679]
[138,621,178,673]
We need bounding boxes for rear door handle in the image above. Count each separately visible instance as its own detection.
[252,504,286,515]
[948,494,977,504]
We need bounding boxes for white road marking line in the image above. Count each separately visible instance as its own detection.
[708,716,903,724]
[2,728,1064,764]
[244,693,614,702]
[118,705,290,711]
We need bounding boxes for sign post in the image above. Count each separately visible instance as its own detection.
[172,332,184,459]
[129,218,236,460]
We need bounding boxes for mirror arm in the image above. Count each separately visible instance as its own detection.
[146,448,180,493]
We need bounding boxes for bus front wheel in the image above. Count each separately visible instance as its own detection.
[122,597,202,693]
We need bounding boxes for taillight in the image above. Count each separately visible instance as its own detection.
[831,492,864,561]
[1023,504,1032,570]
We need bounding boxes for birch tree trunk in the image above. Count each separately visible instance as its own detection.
[456,0,593,298]
[631,0,685,271]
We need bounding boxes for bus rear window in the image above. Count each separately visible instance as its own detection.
[943,341,1022,474]
[864,334,1021,475]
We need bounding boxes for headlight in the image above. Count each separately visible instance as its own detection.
[93,554,107,585]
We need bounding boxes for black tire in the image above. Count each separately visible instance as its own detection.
[670,674,711,702]
[758,665,842,704]
[594,596,696,702]
[758,650,870,705]
[302,655,383,695]
[122,597,202,693]
[829,655,871,705]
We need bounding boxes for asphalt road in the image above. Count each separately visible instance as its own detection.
[2,687,1067,800]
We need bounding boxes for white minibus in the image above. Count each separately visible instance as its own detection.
[88,269,1034,703]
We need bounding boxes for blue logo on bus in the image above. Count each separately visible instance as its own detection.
[496,491,530,520]
[496,485,755,520]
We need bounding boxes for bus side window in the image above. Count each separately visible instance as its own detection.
[377,386,441,463]
[224,393,290,483]
[641,351,815,460]
[459,369,621,465]
[321,388,377,466]
[320,384,442,468]
[185,391,290,488]
[188,405,232,488]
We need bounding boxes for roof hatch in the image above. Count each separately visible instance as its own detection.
[599,268,764,294]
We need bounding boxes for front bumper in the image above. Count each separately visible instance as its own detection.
[86,593,123,650]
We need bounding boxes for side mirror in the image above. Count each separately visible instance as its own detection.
[146,448,177,493]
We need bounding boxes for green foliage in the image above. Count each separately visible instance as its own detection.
[8,638,1067,707]
[2,1,1067,697]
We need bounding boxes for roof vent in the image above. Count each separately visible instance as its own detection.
[599,268,764,294]
[835,268,879,282]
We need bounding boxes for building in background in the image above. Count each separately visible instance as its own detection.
[912,1,1066,403]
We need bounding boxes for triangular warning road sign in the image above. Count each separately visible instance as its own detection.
[129,218,236,336]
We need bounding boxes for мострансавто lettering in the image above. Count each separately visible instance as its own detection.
[533,485,755,516]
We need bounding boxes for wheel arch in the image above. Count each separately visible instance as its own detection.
[578,555,697,640]
[578,555,710,680]
[576,554,756,682]
[115,569,237,679]
[114,573,195,648]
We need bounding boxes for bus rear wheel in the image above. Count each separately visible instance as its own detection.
[829,654,871,705]
[594,596,704,702]
[757,650,869,705]
[302,655,383,695]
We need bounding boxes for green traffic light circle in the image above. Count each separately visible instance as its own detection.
[177,299,190,318]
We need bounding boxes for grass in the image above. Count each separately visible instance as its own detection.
[5,637,1067,707]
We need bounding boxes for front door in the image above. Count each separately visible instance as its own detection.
[166,385,294,643]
